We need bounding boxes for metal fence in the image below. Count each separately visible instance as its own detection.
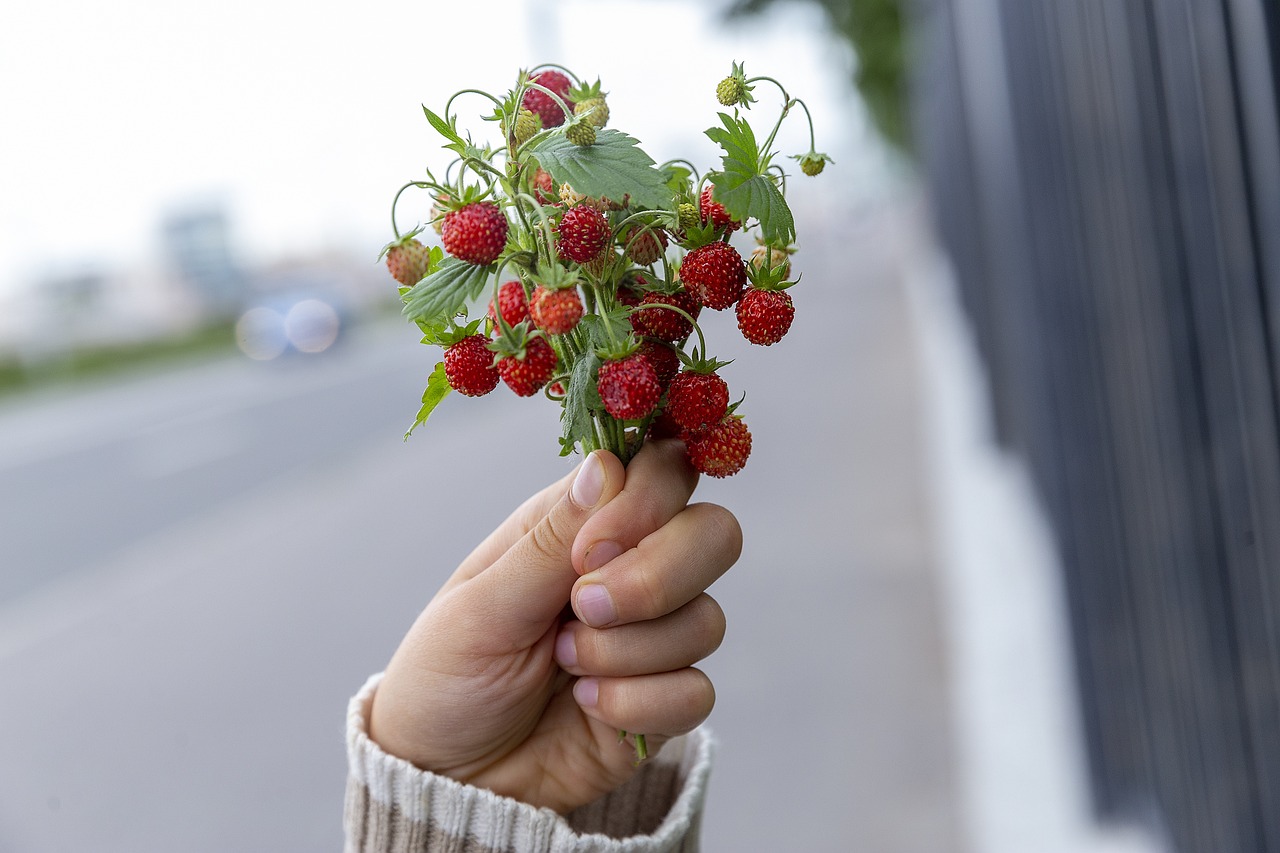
[912,0,1280,849]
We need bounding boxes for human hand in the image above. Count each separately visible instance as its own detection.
[367,439,741,814]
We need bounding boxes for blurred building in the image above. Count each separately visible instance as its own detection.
[160,204,247,317]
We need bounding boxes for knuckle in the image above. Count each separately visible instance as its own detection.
[632,564,672,619]
[528,502,577,556]
[692,503,743,561]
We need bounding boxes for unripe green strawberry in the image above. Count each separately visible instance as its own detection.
[385,238,430,287]
[487,280,529,331]
[685,414,752,478]
[444,335,500,397]
[680,241,746,310]
[529,285,584,335]
[736,288,795,345]
[716,76,745,107]
[597,353,662,420]
[512,107,540,146]
[794,151,832,177]
[677,203,700,230]
[748,245,791,280]
[555,204,611,264]
[624,225,668,266]
[574,96,609,128]
[498,335,557,397]
[442,202,508,265]
[666,370,730,431]
[566,119,596,147]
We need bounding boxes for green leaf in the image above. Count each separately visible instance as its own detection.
[528,129,673,210]
[423,106,466,151]
[560,350,602,456]
[403,257,493,327]
[705,113,796,245]
[404,362,452,440]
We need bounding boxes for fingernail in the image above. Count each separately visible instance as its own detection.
[574,677,599,708]
[571,452,604,508]
[584,540,623,573]
[554,629,578,668]
[575,584,617,627]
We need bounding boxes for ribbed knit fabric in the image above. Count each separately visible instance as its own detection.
[344,673,713,853]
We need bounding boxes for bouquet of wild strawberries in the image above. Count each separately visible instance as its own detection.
[381,62,828,479]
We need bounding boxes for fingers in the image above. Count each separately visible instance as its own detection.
[555,594,725,677]
[572,669,715,736]
[457,451,626,646]
[570,502,742,629]
[571,439,699,576]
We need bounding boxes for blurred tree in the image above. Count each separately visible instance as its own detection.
[727,0,908,151]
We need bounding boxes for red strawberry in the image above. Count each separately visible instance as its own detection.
[597,353,661,420]
[498,335,557,397]
[556,204,611,264]
[487,280,529,331]
[700,185,740,233]
[632,288,701,341]
[385,237,431,287]
[680,242,746,310]
[523,70,572,128]
[637,339,680,389]
[533,168,555,204]
[736,288,795,345]
[685,415,752,477]
[666,371,730,431]
[442,202,508,265]
[624,225,668,265]
[443,335,500,397]
[529,285,584,335]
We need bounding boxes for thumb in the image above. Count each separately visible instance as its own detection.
[463,451,625,645]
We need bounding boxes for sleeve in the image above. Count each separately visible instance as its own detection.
[343,673,714,853]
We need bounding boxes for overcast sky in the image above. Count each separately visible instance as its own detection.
[0,0,886,297]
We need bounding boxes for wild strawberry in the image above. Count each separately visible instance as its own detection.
[529,286,584,335]
[444,335,500,397]
[533,168,555,204]
[700,185,740,233]
[523,70,572,128]
[680,241,746,310]
[556,204,611,264]
[685,415,752,478]
[677,202,700,230]
[624,225,668,266]
[442,202,508,265]
[597,354,662,420]
[574,96,609,128]
[637,339,680,389]
[512,107,540,146]
[384,237,430,287]
[666,371,730,431]
[795,151,832,177]
[748,245,791,280]
[736,288,795,345]
[565,119,596,147]
[647,410,685,441]
[632,288,701,342]
[498,335,557,397]
[717,76,745,107]
[487,280,529,331]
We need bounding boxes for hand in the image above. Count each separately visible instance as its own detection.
[367,439,741,814]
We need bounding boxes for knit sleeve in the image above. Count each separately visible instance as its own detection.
[343,673,714,853]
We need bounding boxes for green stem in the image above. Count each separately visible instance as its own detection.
[443,88,506,120]
[759,99,796,167]
[745,75,790,103]
[793,98,818,151]
[390,181,431,240]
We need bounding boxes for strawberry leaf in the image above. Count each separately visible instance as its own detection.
[404,361,452,440]
[423,106,467,154]
[403,257,493,326]
[560,350,602,456]
[705,113,796,245]
[529,129,673,210]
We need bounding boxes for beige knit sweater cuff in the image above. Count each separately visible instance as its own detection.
[344,673,714,853]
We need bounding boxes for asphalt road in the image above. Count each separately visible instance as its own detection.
[0,193,962,852]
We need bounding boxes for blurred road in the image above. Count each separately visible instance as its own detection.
[0,189,962,852]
